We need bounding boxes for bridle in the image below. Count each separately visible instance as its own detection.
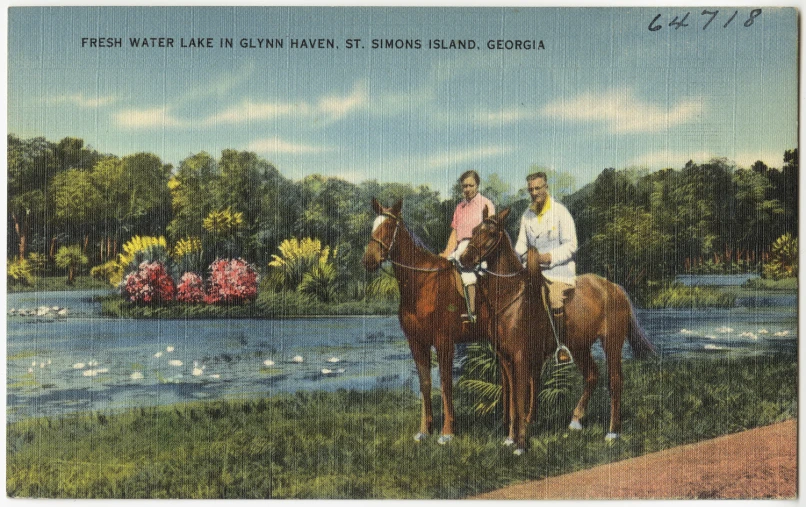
[370,212,446,273]
[466,217,522,278]
[370,211,401,262]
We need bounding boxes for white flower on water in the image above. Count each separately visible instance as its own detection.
[263,359,275,366]
[291,355,304,363]
[716,326,733,334]
[130,371,144,380]
[209,374,220,379]
[154,351,163,358]
[73,362,86,369]
[327,357,341,363]
[773,330,791,337]
[192,361,205,376]
[168,359,183,367]
[679,329,694,335]
[83,368,108,377]
[758,329,769,334]
[740,331,758,340]
[166,346,175,352]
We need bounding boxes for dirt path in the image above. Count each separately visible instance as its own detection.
[472,419,797,500]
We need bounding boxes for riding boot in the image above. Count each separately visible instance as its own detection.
[462,284,477,324]
[553,308,572,364]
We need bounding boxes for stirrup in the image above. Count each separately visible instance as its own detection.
[554,345,573,365]
[461,313,477,324]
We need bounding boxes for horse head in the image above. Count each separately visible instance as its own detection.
[362,197,403,271]
[459,206,511,268]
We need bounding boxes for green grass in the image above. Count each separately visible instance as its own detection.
[645,283,737,309]
[99,293,398,319]
[7,355,796,499]
[8,275,112,293]
[743,277,798,291]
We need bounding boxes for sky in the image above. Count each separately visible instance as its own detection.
[7,5,799,197]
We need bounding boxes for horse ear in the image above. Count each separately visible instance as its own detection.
[499,207,511,222]
[371,197,384,215]
[483,205,490,219]
[391,199,403,216]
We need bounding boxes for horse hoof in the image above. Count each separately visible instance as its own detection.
[569,420,583,431]
[513,448,526,456]
[413,432,428,442]
[605,432,620,441]
[502,437,515,447]
[437,434,454,445]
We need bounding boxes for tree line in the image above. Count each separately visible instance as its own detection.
[7,134,798,299]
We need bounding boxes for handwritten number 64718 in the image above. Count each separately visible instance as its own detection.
[648,9,762,31]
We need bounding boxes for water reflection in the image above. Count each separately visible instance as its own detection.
[7,288,797,422]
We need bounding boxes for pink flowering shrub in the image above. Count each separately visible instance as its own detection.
[122,261,176,304]
[176,272,206,303]
[204,258,259,304]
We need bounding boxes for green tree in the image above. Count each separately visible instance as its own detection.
[54,245,88,284]
[763,233,798,279]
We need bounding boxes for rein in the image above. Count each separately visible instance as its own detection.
[372,212,448,274]
[469,217,523,278]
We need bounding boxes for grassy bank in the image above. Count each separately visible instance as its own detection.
[7,355,796,499]
[644,283,736,309]
[8,276,112,293]
[98,292,398,318]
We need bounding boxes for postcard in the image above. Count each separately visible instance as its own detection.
[6,5,798,499]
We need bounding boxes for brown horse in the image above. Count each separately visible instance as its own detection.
[460,206,655,441]
[362,198,482,444]
[362,198,538,451]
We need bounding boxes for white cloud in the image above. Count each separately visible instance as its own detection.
[541,88,702,133]
[248,137,334,154]
[316,84,368,121]
[423,146,511,169]
[474,107,536,126]
[197,82,368,126]
[205,100,311,125]
[48,93,116,108]
[114,107,185,129]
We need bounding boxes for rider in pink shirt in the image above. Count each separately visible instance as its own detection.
[440,170,495,323]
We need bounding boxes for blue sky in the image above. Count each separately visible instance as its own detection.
[7,5,798,196]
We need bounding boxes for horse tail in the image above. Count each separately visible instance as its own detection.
[619,285,656,359]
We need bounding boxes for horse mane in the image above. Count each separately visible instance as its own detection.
[408,229,435,255]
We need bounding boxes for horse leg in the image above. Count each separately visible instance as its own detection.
[569,348,599,431]
[409,342,433,441]
[605,348,624,440]
[436,344,456,444]
[512,352,532,455]
[499,356,516,446]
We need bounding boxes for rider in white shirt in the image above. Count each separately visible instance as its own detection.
[514,172,577,354]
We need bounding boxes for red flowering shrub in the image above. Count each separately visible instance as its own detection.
[176,272,206,303]
[204,258,259,304]
[122,261,176,304]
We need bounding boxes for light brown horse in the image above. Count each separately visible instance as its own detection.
[460,206,656,441]
[362,198,537,451]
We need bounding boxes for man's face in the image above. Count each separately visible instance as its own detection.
[528,177,548,207]
[462,177,479,201]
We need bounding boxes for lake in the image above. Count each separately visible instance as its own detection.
[7,284,798,422]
